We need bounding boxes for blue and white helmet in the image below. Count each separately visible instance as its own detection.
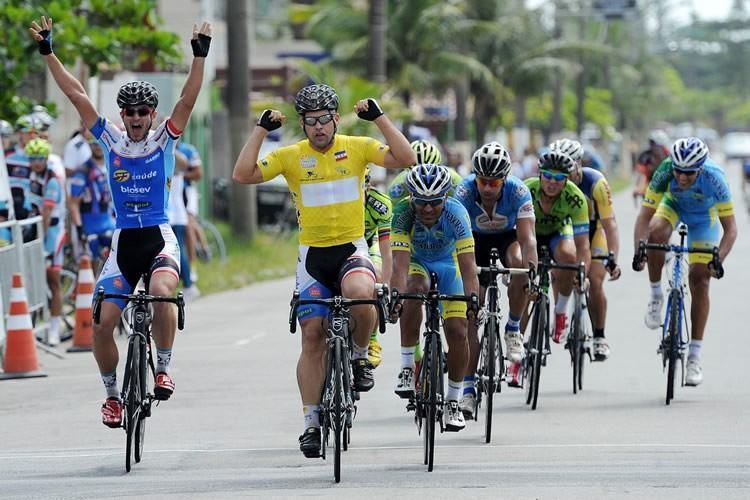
[406,164,452,199]
[670,137,708,171]
[548,138,584,163]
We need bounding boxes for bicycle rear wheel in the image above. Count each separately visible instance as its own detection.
[200,219,227,264]
[332,341,343,483]
[666,290,680,405]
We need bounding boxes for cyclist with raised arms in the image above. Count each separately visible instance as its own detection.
[633,137,736,386]
[29,15,213,427]
[363,168,392,368]
[549,138,621,361]
[453,141,537,415]
[390,164,480,432]
[506,152,590,386]
[232,84,415,457]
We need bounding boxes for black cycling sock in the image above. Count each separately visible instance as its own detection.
[594,328,605,338]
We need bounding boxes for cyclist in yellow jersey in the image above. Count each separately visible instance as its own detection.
[232,84,415,457]
[549,139,621,361]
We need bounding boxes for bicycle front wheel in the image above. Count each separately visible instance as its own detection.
[332,340,343,483]
[201,219,227,264]
[123,339,142,473]
[426,331,441,472]
[570,303,581,394]
[134,339,150,463]
[527,295,548,410]
[666,290,681,405]
[482,309,498,443]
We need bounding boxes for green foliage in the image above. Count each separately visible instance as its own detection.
[0,0,181,120]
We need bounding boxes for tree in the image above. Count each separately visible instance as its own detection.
[0,0,181,120]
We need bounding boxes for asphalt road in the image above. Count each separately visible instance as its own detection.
[2,160,749,499]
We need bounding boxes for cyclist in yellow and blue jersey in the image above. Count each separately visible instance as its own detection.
[232,84,415,457]
[549,139,621,361]
[363,168,392,368]
[387,140,463,202]
[633,137,736,387]
[390,164,480,433]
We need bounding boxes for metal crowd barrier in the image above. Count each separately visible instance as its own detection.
[0,217,48,325]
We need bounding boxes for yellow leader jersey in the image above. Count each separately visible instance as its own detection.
[259,134,388,247]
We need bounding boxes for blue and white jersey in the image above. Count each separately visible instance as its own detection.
[453,174,535,235]
[90,116,181,229]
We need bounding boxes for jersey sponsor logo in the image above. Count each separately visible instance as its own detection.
[113,170,130,182]
[300,155,317,169]
[336,167,350,176]
[145,152,161,164]
[334,150,348,161]
[564,191,585,209]
[390,184,405,198]
[520,202,534,214]
[260,159,268,167]
[125,201,151,209]
[392,240,410,248]
[113,156,121,167]
[476,213,509,231]
[120,185,151,194]
[308,285,323,298]
[367,196,389,215]
[113,277,124,290]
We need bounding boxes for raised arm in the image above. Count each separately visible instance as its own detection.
[170,22,212,132]
[232,110,285,185]
[354,99,416,168]
[29,17,98,129]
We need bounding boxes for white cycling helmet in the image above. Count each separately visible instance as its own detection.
[471,141,512,178]
[406,164,453,199]
[410,140,442,166]
[548,138,584,162]
[670,137,708,171]
[538,151,576,174]
[648,130,670,148]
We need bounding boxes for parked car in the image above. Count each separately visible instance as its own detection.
[722,132,750,160]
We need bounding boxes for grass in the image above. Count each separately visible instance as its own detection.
[192,223,299,296]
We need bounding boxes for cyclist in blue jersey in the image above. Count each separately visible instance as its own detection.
[69,137,115,270]
[633,138,736,386]
[390,164,480,432]
[453,142,537,415]
[30,16,212,427]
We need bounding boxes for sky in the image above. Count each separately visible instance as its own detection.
[525,0,736,24]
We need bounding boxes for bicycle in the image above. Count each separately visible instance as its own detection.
[93,283,185,472]
[635,223,722,405]
[390,274,477,472]
[474,248,533,443]
[194,215,226,264]
[522,246,581,410]
[288,287,387,483]
[564,259,591,395]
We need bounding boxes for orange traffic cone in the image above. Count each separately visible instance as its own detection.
[0,273,47,380]
[68,255,95,353]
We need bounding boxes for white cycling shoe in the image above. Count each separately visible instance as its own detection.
[504,331,526,363]
[685,357,703,386]
[645,297,664,330]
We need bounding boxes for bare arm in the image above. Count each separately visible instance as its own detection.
[718,214,737,263]
[378,236,392,286]
[68,196,82,227]
[600,217,619,261]
[573,233,591,273]
[516,217,538,269]
[391,249,410,293]
[457,251,480,298]
[42,204,52,232]
[170,22,211,132]
[354,99,416,168]
[633,205,655,251]
[184,163,202,181]
[29,17,98,129]
[232,126,273,185]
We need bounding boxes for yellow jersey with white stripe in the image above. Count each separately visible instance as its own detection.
[259,135,388,247]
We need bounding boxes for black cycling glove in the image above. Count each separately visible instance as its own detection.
[357,98,384,121]
[257,109,281,132]
[37,29,53,55]
[191,33,212,57]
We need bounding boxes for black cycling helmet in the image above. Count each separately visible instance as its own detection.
[294,84,339,115]
[538,151,576,174]
[117,81,159,109]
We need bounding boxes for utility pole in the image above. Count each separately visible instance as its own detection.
[368,0,387,82]
[227,0,257,238]
[550,0,564,136]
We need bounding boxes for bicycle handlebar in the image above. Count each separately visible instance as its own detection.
[93,287,186,330]
[288,284,389,335]
[634,240,723,278]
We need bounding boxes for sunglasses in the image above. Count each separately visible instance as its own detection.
[302,114,334,126]
[123,107,152,117]
[413,197,445,207]
[673,168,698,177]
[476,177,503,188]
[540,169,569,182]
